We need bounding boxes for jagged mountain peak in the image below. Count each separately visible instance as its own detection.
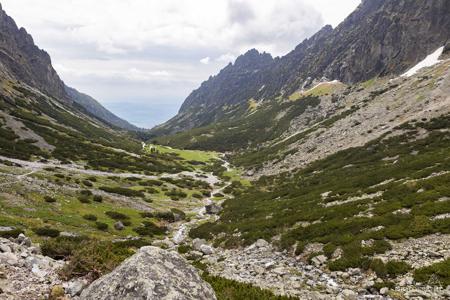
[152,0,450,135]
[233,48,273,68]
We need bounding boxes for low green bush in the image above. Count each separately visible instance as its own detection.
[203,274,297,300]
[78,195,91,204]
[414,259,450,286]
[95,222,108,231]
[99,186,145,198]
[192,193,203,199]
[82,180,93,187]
[80,190,93,196]
[122,220,132,226]
[140,212,154,218]
[145,187,158,194]
[177,244,192,254]
[362,240,392,256]
[60,240,134,280]
[93,195,103,202]
[323,243,337,258]
[33,227,60,237]
[369,259,410,279]
[105,211,130,220]
[133,221,166,236]
[41,236,88,260]
[44,196,56,203]
[83,214,97,221]
[171,208,186,220]
[386,261,411,277]
[369,259,387,278]
[0,228,24,238]
[155,211,176,222]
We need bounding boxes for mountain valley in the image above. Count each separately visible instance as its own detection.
[0,1,449,299]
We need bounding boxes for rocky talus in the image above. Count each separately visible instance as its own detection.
[257,59,450,177]
[0,233,64,300]
[182,236,450,300]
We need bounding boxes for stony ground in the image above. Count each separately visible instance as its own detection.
[0,234,64,300]
[183,236,450,299]
[170,193,450,299]
[256,59,450,177]
[0,140,448,299]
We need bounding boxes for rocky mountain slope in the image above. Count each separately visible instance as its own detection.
[65,85,139,131]
[146,2,450,298]
[0,4,138,131]
[0,4,66,101]
[151,49,273,135]
[152,0,450,135]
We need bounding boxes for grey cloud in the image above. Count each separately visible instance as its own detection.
[228,0,255,25]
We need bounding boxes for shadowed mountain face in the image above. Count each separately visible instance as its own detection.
[0,4,138,131]
[0,4,67,101]
[152,0,450,135]
[65,86,139,131]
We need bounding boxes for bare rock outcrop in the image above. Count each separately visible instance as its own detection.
[80,246,216,300]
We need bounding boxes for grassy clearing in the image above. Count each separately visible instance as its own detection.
[248,98,259,111]
[145,144,218,164]
[288,92,303,101]
[0,164,217,241]
[289,82,345,101]
[222,168,251,186]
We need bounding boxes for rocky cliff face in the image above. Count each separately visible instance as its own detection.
[152,49,273,135]
[153,0,450,135]
[0,4,138,131]
[259,0,450,98]
[0,4,67,101]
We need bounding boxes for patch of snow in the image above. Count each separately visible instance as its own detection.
[401,46,444,77]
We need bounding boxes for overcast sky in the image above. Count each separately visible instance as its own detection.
[2,0,360,128]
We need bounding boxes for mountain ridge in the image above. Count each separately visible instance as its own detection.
[152,0,450,135]
[0,3,67,101]
[65,85,140,131]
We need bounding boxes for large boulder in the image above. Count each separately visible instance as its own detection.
[80,246,217,300]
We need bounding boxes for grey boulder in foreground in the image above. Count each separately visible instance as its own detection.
[80,246,216,300]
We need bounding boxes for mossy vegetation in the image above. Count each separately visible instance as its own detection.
[414,259,450,286]
[191,115,450,275]
[153,96,321,152]
[203,274,298,300]
[0,85,192,175]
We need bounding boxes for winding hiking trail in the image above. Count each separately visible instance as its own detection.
[172,158,232,245]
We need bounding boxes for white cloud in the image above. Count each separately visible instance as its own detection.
[1,0,360,128]
[216,53,236,63]
[200,57,211,65]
